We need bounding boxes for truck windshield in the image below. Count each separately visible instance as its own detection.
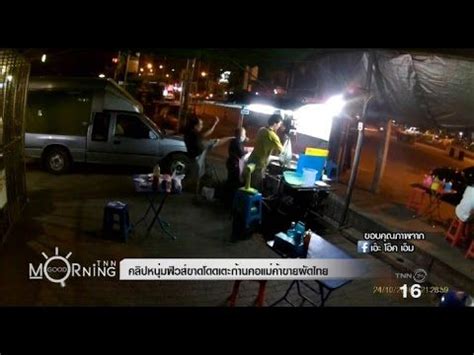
[141,114,164,136]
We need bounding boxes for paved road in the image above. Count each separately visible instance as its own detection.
[342,131,474,205]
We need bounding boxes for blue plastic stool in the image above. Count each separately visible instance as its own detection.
[233,190,263,229]
[103,201,132,242]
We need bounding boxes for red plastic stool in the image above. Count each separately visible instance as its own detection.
[465,240,474,259]
[445,218,468,246]
[406,187,426,214]
[228,281,267,307]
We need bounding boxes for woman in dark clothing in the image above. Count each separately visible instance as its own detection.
[226,127,248,191]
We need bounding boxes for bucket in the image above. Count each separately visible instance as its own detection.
[302,168,317,187]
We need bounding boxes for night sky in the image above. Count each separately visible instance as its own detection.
[23,48,474,78]
[23,48,321,77]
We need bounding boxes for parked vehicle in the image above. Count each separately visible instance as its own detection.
[25,77,190,174]
[404,126,421,135]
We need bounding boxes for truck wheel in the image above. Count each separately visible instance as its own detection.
[44,147,71,174]
[161,153,191,175]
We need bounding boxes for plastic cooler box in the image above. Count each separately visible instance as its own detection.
[296,154,326,181]
[305,148,329,157]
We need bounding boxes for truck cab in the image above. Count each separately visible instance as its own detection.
[86,110,185,167]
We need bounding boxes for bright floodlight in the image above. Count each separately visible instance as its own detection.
[247,104,277,115]
[98,74,105,78]
[293,104,333,141]
[325,94,345,117]
[41,54,47,63]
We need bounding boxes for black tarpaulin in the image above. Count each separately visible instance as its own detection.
[296,50,474,129]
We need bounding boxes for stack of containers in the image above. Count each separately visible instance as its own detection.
[295,148,329,186]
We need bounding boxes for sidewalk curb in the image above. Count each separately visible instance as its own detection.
[321,196,474,295]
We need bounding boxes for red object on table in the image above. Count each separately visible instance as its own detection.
[410,182,458,226]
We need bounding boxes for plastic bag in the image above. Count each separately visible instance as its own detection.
[160,174,172,193]
[279,138,292,167]
[172,174,185,193]
[201,186,215,201]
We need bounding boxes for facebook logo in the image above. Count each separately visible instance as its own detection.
[357,241,372,254]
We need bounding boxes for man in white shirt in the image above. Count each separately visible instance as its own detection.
[456,167,474,222]
[455,183,474,222]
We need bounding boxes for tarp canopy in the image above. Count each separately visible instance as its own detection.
[294,50,474,129]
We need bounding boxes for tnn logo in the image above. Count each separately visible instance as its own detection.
[395,273,413,279]
[395,269,428,283]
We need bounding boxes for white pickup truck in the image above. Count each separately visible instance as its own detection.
[25,77,190,174]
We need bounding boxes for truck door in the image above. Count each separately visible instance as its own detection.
[111,113,160,167]
[86,111,116,164]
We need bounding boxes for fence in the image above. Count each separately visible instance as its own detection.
[0,50,30,242]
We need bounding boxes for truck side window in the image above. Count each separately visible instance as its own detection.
[91,112,110,142]
[115,114,150,139]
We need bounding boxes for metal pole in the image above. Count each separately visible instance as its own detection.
[338,121,352,175]
[340,52,375,227]
[340,97,373,226]
[178,58,196,132]
[114,50,121,81]
[183,58,196,128]
[238,105,244,129]
[186,58,196,118]
[123,52,131,85]
[177,59,190,132]
[243,65,249,91]
[370,119,392,193]
[339,119,350,172]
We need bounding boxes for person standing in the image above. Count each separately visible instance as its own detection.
[184,115,220,160]
[246,114,284,190]
[455,169,474,223]
[184,115,232,194]
[226,127,249,192]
